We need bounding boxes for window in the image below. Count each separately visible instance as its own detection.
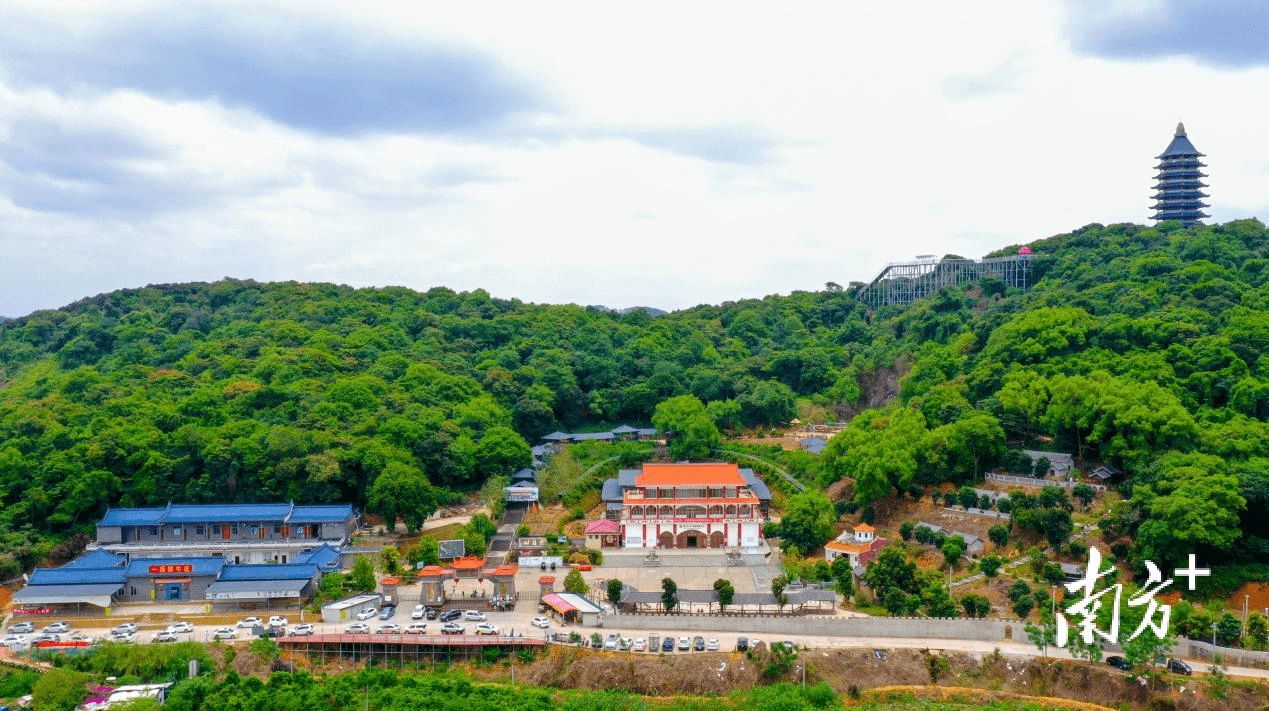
[172,526,182,537]
[130,587,136,596]
[195,526,205,536]
[231,525,239,535]
[213,525,221,535]
[273,525,282,534]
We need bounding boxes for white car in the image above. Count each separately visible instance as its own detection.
[152,631,179,643]
[356,607,378,621]
[110,623,138,635]
[109,632,135,643]
[375,623,401,634]
[346,622,370,634]
[405,623,428,635]
[677,636,691,650]
[440,622,464,635]
[211,628,238,640]
[530,616,551,629]
[463,610,487,622]
[43,622,71,634]
[289,624,315,636]
[412,604,426,620]
[634,638,646,651]
[2,635,27,646]
[706,638,719,651]
[474,623,499,636]
[268,616,288,627]
[8,622,35,634]
[237,617,263,629]
[167,622,195,634]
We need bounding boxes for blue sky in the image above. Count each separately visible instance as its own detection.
[2,0,1269,317]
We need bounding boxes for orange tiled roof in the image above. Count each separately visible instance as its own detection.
[854,523,874,532]
[825,541,871,554]
[635,463,744,487]
[451,557,486,570]
[490,565,518,577]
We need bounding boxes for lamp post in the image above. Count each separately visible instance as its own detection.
[1244,594,1250,636]
[1212,622,1218,652]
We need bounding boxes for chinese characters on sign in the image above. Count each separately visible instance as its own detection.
[1056,547,1208,647]
[147,564,194,574]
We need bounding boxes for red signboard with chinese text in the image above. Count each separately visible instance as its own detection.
[148,564,194,574]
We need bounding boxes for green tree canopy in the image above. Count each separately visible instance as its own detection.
[652,395,721,460]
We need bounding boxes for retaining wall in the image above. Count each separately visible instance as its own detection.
[605,613,1016,643]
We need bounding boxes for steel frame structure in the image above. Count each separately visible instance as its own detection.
[858,255,1030,308]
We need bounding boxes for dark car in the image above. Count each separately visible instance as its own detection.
[440,609,462,622]
[662,636,675,652]
[736,637,749,652]
[425,607,440,620]
[379,605,396,620]
[693,636,705,652]
[1167,659,1192,675]
[1106,656,1132,671]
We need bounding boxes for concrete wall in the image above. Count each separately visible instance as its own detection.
[1178,638,1269,668]
[605,613,1016,643]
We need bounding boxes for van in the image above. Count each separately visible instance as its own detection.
[1167,658,1192,675]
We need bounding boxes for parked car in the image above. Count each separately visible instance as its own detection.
[237,617,263,628]
[68,633,94,643]
[531,616,551,629]
[706,638,719,652]
[379,605,396,620]
[375,623,401,634]
[1,635,27,646]
[677,636,691,651]
[43,622,71,634]
[267,616,288,627]
[604,634,619,650]
[463,610,487,622]
[475,623,499,636]
[108,632,135,643]
[212,628,238,640]
[1106,656,1132,671]
[152,631,179,643]
[167,622,195,634]
[693,636,705,652]
[346,622,370,634]
[662,636,675,652]
[265,624,288,637]
[110,623,138,636]
[1168,659,1193,675]
[440,622,465,635]
[9,622,34,634]
[290,624,315,636]
[425,607,440,620]
[440,609,462,622]
[405,623,428,635]
[412,605,426,620]
[736,637,749,652]
[355,607,377,621]
[634,638,646,652]
[30,633,60,644]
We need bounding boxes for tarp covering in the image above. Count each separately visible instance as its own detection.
[11,583,124,608]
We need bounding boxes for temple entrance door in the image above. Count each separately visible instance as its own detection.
[676,531,700,548]
[709,531,725,548]
[165,584,183,601]
[658,532,673,548]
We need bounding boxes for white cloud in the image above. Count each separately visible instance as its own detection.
[2,0,1269,317]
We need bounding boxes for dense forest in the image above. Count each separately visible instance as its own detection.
[0,219,1267,587]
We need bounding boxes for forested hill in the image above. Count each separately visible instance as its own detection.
[0,218,1267,581]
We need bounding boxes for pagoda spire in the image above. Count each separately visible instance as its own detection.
[1151,122,1208,226]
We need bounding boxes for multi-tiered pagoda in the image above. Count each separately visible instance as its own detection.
[1151,122,1208,226]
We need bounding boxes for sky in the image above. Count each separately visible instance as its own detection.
[3,0,1269,318]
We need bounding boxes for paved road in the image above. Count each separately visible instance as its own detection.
[8,604,1266,683]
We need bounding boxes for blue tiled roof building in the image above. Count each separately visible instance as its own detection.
[1152,122,1209,226]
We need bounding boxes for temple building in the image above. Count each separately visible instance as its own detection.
[610,462,766,549]
[1151,122,1209,226]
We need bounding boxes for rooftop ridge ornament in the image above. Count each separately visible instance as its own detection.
[1151,122,1208,226]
